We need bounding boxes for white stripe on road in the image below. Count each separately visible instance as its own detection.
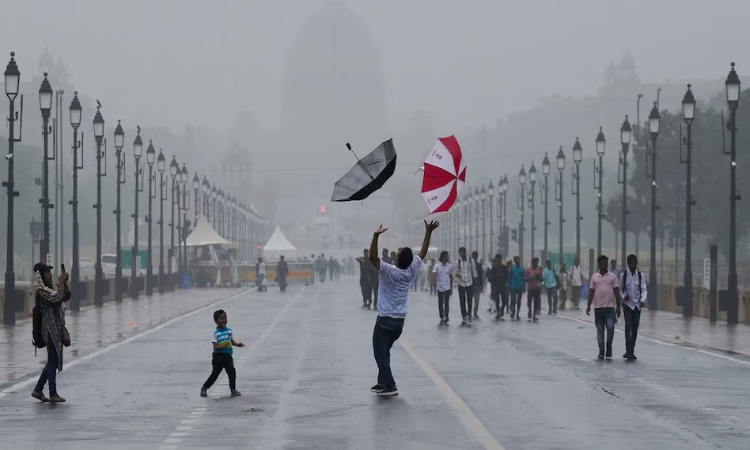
[0,288,254,400]
[400,338,506,450]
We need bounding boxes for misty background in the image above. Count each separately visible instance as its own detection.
[2,0,750,280]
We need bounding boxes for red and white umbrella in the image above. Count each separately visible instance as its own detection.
[421,135,466,213]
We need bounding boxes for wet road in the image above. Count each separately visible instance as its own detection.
[1,280,749,449]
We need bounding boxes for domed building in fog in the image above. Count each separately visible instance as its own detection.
[281,0,386,172]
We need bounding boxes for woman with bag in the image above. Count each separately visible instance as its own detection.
[31,263,71,403]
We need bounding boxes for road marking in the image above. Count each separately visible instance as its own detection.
[400,338,506,450]
[0,288,254,400]
[159,287,306,448]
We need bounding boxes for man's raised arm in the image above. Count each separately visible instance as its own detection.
[369,225,388,270]
[418,220,440,260]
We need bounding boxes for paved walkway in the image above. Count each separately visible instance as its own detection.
[0,287,248,392]
[551,302,750,358]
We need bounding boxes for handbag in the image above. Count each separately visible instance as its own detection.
[62,326,71,347]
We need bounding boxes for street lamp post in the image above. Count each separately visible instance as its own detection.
[3,52,21,324]
[618,116,632,272]
[145,141,156,296]
[501,175,509,256]
[529,162,537,260]
[541,154,550,260]
[211,185,218,229]
[555,147,566,260]
[193,172,200,226]
[113,120,125,302]
[157,150,166,294]
[92,105,106,307]
[474,187,480,255]
[480,186,486,258]
[647,105,660,310]
[681,84,696,317]
[488,180,495,256]
[518,166,526,264]
[725,63,741,324]
[572,138,583,260]
[202,176,210,223]
[180,164,189,276]
[38,73,53,265]
[169,156,178,289]
[595,128,606,258]
[68,91,81,311]
[131,129,143,299]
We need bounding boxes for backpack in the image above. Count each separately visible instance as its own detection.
[620,270,642,299]
[32,293,46,350]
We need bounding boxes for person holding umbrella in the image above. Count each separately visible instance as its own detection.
[369,220,439,396]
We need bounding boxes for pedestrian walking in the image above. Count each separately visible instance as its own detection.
[256,257,267,292]
[432,251,454,325]
[201,309,245,397]
[471,251,484,319]
[369,220,439,396]
[31,263,71,403]
[328,256,336,281]
[456,247,477,326]
[557,258,569,310]
[570,257,584,309]
[542,260,559,315]
[620,254,647,361]
[525,258,543,322]
[276,255,289,292]
[587,255,622,359]
[609,259,621,280]
[419,259,429,291]
[508,257,525,320]
[428,259,437,295]
[487,254,509,319]
[356,249,374,308]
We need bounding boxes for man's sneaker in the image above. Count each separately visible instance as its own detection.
[467,316,473,325]
[499,310,505,319]
[231,390,242,397]
[473,314,479,319]
[444,317,449,325]
[370,384,386,393]
[553,309,557,314]
[605,350,612,359]
[200,388,207,397]
[623,353,629,359]
[597,352,605,360]
[31,391,49,402]
[627,354,637,361]
[48,395,66,403]
[527,309,532,319]
[495,313,501,321]
[532,316,539,323]
[377,386,399,396]
[461,318,467,326]
[439,318,444,325]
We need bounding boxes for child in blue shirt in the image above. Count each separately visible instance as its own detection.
[201,309,245,397]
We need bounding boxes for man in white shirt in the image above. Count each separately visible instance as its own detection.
[620,254,648,361]
[456,247,477,326]
[432,251,454,325]
[256,257,267,291]
[369,220,439,396]
[570,257,583,310]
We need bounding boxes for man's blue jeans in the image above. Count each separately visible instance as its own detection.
[372,316,404,388]
[595,307,616,353]
[34,334,59,396]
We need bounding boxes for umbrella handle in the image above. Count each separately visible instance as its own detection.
[345,142,375,181]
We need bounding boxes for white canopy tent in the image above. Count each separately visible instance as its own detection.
[263,226,298,260]
[186,217,238,285]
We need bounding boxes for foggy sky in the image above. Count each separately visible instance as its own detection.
[2,0,749,136]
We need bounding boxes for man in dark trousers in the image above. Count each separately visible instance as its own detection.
[357,250,374,309]
[620,254,647,361]
[276,255,289,292]
[487,254,509,319]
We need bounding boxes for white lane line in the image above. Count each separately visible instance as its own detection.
[159,287,306,448]
[400,338,506,450]
[554,311,750,365]
[0,289,255,400]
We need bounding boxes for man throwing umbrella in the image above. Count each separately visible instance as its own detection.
[369,220,439,397]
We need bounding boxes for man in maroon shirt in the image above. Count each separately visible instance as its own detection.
[525,257,543,322]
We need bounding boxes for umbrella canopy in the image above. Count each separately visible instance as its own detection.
[331,139,397,202]
[421,135,466,212]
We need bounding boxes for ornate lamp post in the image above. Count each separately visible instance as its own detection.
[202,176,210,223]
[92,105,106,307]
[38,73,53,264]
[618,116,633,271]
[680,84,696,317]
[3,52,21,324]
[555,147,566,260]
[529,162,537,260]
[488,180,495,256]
[130,129,143,299]
[647,106,659,310]
[501,175,509,256]
[193,172,200,226]
[572,138,583,260]
[180,164,189,275]
[211,185,218,229]
[480,186,487,258]
[169,156,178,286]
[595,128,606,257]
[541,154,550,259]
[145,141,156,296]
[113,120,125,302]
[518,166,527,264]
[474,187,480,255]
[157,149,166,293]
[68,92,82,311]
[725,63,741,324]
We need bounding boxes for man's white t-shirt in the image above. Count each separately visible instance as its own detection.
[258,262,266,276]
[378,256,422,318]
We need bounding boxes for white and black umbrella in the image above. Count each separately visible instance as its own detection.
[331,139,397,202]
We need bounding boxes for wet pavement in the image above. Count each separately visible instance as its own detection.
[1,279,749,449]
